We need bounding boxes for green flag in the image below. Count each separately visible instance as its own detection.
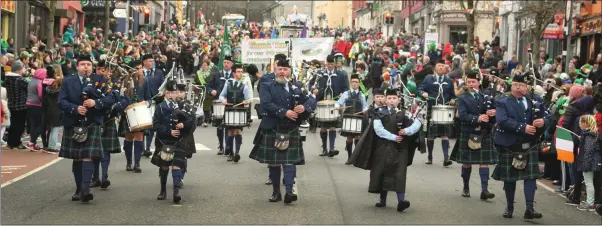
[218,25,231,70]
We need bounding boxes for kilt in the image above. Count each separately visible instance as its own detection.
[491,144,541,182]
[212,118,223,127]
[117,114,149,137]
[249,129,304,165]
[449,132,498,165]
[151,139,188,171]
[101,119,122,154]
[316,119,341,128]
[59,125,104,160]
[427,122,453,139]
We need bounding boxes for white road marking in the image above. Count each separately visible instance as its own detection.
[195,143,211,151]
[1,165,27,169]
[1,158,63,188]
[536,180,556,193]
[1,172,13,174]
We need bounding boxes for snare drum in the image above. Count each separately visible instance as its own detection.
[315,100,340,122]
[341,114,363,135]
[431,105,455,125]
[125,101,153,132]
[212,100,225,119]
[223,107,249,127]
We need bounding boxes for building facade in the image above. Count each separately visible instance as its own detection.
[312,0,352,28]
[432,1,497,46]
[1,0,16,40]
[57,0,84,34]
[577,0,602,61]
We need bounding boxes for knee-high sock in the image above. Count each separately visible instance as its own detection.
[134,141,144,163]
[145,132,154,150]
[172,168,183,188]
[101,152,111,181]
[427,140,434,159]
[479,167,490,193]
[441,140,449,159]
[345,141,353,158]
[92,159,100,181]
[328,130,337,152]
[282,165,296,193]
[159,169,169,193]
[380,190,387,202]
[235,135,242,155]
[72,161,82,190]
[320,131,327,152]
[123,140,133,163]
[503,181,517,208]
[81,161,94,195]
[524,179,537,210]
[396,192,405,201]
[226,135,234,155]
[461,167,472,190]
[217,128,224,149]
[269,166,282,193]
[181,159,187,179]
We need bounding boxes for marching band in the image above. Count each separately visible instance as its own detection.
[49,41,555,220]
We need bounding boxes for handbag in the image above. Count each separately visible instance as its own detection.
[511,152,528,170]
[72,126,89,143]
[159,145,176,162]
[467,134,482,150]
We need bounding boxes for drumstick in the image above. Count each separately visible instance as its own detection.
[233,102,246,107]
[353,111,364,115]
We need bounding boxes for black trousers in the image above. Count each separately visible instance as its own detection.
[27,106,43,144]
[7,109,27,147]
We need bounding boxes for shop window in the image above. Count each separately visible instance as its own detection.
[449,25,467,46]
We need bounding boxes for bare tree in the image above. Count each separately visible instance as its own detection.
[460,0,478,72]
[520,1,564,66]
[45,0,57,48]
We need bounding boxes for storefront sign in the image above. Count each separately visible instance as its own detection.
[543,12,564,40]
[1,0,16,13]
[580,17,602,34]
[82,0,106,9]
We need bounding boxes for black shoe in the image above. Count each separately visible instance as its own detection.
[319,151,328,156]
[503,207,514,218]
[173,187,181,203]
[345,160,352,165]
[552,180,561,186]
[375,199,386,207]
[157,192,166,200]
[397,200,410,212]
[462,188,470,197]
[265,178,273,185]
[143,150,152,158]
[217,148,224,155]
[480,191,495,200]
[100,180,111,189]
[233,154,241,163]
[133,163,142,173]
[227,154,233,162]
[284,192,298,204]
[425,159,433,164]
[90,179,101,188]
[443,158,452,167]
[71,189,81,201]
[524,209,542,219]
[126,163,133,171]
[80,193,94,203]
[269,192,282,202]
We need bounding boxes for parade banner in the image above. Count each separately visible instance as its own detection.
[291,37,334,62]
[241,39,289,64]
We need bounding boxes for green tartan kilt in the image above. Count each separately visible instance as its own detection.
[491,145,541,182]
[212,118,223,127]
[101,119,122,154]
[427,121,453,139]
[151,140,188,171]
[59,125,104,160]
[249,129,304,165]
[316,120,341,128]
[117,114,149,137]
[449,132,498,165]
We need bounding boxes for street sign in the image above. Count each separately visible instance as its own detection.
[113,9,126,18]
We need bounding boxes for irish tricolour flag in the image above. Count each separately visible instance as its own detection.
[555,126,575,163]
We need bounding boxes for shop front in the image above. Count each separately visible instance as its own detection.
[1,0,16,40]
[579,16,602,60]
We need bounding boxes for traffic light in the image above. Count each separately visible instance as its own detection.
[384,12,394,24]
[144,8,150,24]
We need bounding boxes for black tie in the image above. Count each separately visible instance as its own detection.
[81,78,86,89]
[439,76,443,83]
[168,102,174,109]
